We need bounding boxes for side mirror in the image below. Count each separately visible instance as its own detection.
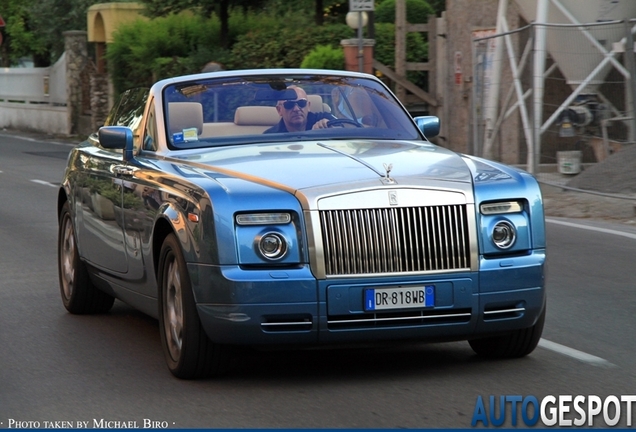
[98,126,134,161]
[413,116,440,139]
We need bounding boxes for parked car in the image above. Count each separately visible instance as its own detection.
[57,69,546,379]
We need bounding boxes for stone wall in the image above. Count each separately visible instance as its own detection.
[90,74,110,131]
[63,31,89,135]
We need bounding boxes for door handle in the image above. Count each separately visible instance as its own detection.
[113,166,135,177]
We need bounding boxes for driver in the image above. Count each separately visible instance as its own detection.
[264,86,334,133]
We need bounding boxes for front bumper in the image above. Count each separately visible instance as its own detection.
[189,250,546,346]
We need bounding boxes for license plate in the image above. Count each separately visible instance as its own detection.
[364,285,435,311]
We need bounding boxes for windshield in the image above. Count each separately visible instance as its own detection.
[162,74,422,149]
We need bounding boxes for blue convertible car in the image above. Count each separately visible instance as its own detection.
[57,69,546,379]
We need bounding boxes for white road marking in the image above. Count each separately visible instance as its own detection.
[543,219,624,368]
[539,338,616,368]
[546,218,636,241]
[0,132,75,147]
[31,179,57,188]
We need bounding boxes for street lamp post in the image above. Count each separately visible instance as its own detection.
[346,0,375,73]
[345,11,368,72]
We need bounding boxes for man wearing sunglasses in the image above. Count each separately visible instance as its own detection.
[264,86,334,133]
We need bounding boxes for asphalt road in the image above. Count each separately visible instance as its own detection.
[1,131,635,429]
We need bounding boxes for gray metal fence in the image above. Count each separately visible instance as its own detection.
[472,19,636,208]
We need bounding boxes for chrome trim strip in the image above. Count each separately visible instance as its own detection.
[483,307,526,315]
[317,142,385,179]
[325,268,471,279]
[328,312,472,324]
[261,321,313,327]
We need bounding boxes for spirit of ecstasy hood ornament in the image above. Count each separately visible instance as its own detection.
[383,163,395,184]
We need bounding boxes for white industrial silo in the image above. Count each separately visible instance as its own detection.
[482,0,636,172]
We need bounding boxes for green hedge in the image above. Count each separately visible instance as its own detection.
[106,9,429,95]
[301,45,345,70]
[228,24,355,70]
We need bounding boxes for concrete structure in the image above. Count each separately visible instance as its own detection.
[87,2,148,126]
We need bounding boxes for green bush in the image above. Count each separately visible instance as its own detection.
[301,45,345,70]
[106,14,223,94]
[228,24,354,70]
[105,4,432,95]
[374,0,434,24]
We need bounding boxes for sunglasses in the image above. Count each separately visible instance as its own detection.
[281,99,308,110]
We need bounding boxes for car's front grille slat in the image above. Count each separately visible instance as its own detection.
[320,204,470,276]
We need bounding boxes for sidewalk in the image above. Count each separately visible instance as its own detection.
[540,181,636,226]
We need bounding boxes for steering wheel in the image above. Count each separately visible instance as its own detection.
[327,118,363,128]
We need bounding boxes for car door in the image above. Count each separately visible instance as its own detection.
[77,88,148,274]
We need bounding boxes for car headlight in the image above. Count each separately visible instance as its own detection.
[256,232,288,260]
[234,212,301,265]
[491,221,516,249]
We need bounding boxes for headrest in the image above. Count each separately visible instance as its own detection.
[234,106,280,126]
[168,102,203,135]
[308,94,327,113]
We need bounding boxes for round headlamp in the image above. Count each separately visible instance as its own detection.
[256,232,288,260]
[492,221,516,249]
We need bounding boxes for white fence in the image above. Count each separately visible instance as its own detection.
[0,54,69,134]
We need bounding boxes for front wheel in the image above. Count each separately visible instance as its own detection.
[158,233,228,379]
[58,201,115,314]
[469,306,546,359]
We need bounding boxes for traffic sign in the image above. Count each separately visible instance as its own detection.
[350,0,374,12]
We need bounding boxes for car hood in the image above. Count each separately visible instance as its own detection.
[171,140,472,192]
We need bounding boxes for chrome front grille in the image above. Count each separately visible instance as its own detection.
[319,205,471,276]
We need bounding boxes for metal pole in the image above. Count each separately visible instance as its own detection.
[531,0,549,175]
[624,19,636,144]
[481,0,507,160]
[358,12,364,72]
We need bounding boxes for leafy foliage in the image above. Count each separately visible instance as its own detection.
[107,13,236,94]
[228,24,354,69]
[1,0,47,66]
[374,0,435,24]
[373,22,429,89]
[1,0,122,66]
[30,0,103,62]
[300,45,345,70]
[374,23,428,65]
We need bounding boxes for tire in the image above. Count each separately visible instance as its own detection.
[469,306,546,359]
[58,201,115,314]
[157,233,228,379]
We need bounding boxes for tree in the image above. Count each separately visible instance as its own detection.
[29,0,104,64]
[0,0,47,66]
[0,0,112,67]
[139,0,268,49]
[139,0,348,48]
